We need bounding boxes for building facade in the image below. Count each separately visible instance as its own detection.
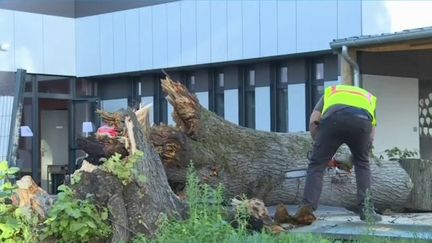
[1,0,432,191]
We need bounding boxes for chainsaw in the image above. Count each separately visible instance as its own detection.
[285,152,354,179]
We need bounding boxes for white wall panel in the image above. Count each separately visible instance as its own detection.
[43,16,75,75]
[255,86,270,131]
[167,2,181,67]
[100,14,114,74]
[113,12,126,72]
[181,0,197,65]
[196,1,211,64]
[363,75,419,156]
[277,1,296,55]
[337,0,361,39]
[242,0,260,59]
[227,1,242,60]
[141,96,154,125]
[125,9,140,71]
[260,0,277,57]
[288,83,306,132]
[0,10,15,72]
[76,16,100,76]
[211,0,227,62]
[140,7,153,69]
[14,11,43,73]
[224,89,239,125]
[196,92,209,109]
[297,1,337,52]
[152,4,168,68]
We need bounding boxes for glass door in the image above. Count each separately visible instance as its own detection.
[69,98,100,173]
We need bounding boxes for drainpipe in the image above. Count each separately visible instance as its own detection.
[341,45,361,87]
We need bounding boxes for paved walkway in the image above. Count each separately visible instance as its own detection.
[268,205,432,240]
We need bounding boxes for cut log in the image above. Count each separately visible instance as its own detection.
[399,159,432,211]
[73,109,186,240]
[150,76,413,212]
[11,175,55,219]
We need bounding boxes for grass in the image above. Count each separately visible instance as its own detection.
[132,165,429,243]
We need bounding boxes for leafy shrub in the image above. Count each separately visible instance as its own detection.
[41,185,111,243]
[0,161,38,242]
[101,151,146,185]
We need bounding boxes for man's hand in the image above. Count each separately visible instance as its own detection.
[309,110,321,140]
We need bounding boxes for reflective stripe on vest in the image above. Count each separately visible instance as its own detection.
[322,85,377,126]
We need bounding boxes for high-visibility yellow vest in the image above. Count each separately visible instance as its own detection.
[322,85,377,126]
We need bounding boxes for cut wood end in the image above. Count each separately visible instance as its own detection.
[160,75,202,139]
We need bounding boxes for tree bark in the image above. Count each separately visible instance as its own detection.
[399,159,432,211]
[73,109,186,240]
[150,77,413,212]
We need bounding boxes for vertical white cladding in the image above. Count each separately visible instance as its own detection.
[210,0,227,62]
[224,89,239,125]
[140,7,153,69]
[227,0,242,60]
[242,0,260,59]
[260,0,277,57]
[113,12,126,72]
[196,0,211,64]
[181,0,197,65]
[0,10,15,72]
[255,86,271,131]
[277,1,296,55]
[100,14,114,74]
[296,1,337,52]
[125,9,140,72]
[43,15,76,75]
[167,2,181,67]
[337,0,361,39]
[14,11,43,73]
[288,83,306,132]
[76,16,100,76]
[152,4,168,68]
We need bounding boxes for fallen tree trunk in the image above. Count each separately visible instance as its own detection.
[150,76,413,212]
[399,159,432,211]
[74,109,186,241]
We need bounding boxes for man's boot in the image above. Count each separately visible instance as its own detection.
[294,205,316,225]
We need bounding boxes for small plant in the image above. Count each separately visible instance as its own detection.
[384,147,418,161]
[101,151,146,185]
[0,161,38,243]
[41,185,111,243]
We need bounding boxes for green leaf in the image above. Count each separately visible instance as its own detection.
[1,182,17,191]
[70,222,86,232]
[0,161,8,171]
[100,210,108,220]
[6,167,19,175]
[86,220,97,229]
[0,223,16,239]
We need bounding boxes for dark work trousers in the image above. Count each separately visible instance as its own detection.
[302,110,373,210]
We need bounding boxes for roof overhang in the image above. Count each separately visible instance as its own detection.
[330,27,432,52]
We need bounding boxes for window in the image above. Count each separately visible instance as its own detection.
[215,72,225,117]
[245,69,255,129]
[276,66,288,132]
[315,63,324,80]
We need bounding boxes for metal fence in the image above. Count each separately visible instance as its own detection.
[0,96,13,162]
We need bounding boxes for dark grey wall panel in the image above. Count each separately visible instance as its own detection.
[0,0,75,17]
[359,51,420,78]
[0,72,15,96]
[0,0,177,18]
[286,59,306,84]
[324,54,338,81]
